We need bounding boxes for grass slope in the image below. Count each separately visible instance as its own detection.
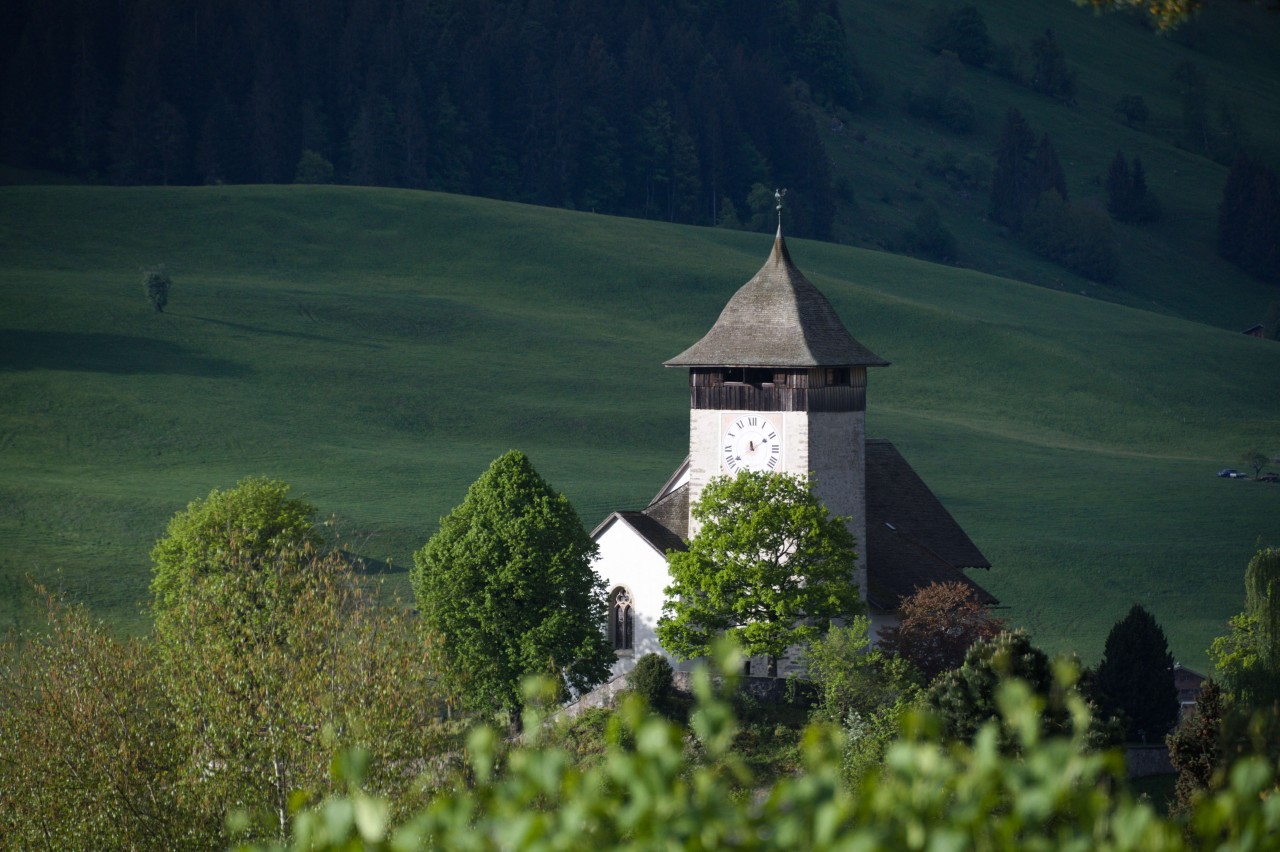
[1,185,1277,670]
[826,0,1280,332]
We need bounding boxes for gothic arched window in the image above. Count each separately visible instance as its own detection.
[608,587,634,652]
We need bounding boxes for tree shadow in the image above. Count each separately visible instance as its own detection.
[183,314,340,344]
[0,330,250,377]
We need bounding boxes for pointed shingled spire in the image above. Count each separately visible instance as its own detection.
[664,227,888,369]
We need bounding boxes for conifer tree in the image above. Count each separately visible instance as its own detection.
[1129,156,1159,221]
[1218,154,1280,282]
[1029,29,1075,102]
[990,108,1037,230]
[1105,151,1132,220]
[1032,133,1068,203]
[1095,604,1179,742]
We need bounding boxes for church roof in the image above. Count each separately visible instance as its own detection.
[590,444,996,613]
[665,227,889,369]
[864,439,996,611]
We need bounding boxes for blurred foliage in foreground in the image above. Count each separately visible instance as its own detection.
[242,643,1279,852]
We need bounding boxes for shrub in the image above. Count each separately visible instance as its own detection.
[903,202,958,263]
[905,54,975,133]
[294,149,334,184]
[628,653,675,716]
[1023,193,1121,284]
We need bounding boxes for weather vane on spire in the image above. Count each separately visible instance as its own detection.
[775,187,787,230]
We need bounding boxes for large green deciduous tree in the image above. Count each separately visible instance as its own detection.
[149,476,319,617]
[1211,547,1280,706]
[411,450,613,714]
[155,540,458,844]
[657,471,861,662]
[1094,604,1179,742]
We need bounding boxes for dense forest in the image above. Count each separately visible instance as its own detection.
[0,0,873,238]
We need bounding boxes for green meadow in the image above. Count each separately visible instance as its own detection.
[1,184,1277,669]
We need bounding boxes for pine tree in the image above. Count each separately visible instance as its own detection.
[1218,154,1280,282]
[1095,604,1179,742]
[1029,29,1076,103]
[1129,156,1160,221]
[1032,133,1068,203]
[990,108,1037,230]
[1105,151,1132,220]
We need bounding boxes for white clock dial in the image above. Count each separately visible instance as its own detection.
[722,413,782,473]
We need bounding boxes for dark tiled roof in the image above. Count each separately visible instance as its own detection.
[665,228,888,369]
[617,510,687,556]
[642,481,689,541]
[865,439,996,611]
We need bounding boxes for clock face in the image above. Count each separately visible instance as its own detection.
[722,413,782,474]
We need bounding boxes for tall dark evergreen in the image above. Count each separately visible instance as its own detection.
[1029,28,1075,103]
[990,108,1038,230]
[1094,604,1179,742]
[1218,153,1280,282]
[1032,133,1068,203]
[1105,151,1132,219]
[924,5,992,68]
[1107,152,1160,223]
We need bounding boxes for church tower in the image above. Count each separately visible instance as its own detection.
[664,210,888,600]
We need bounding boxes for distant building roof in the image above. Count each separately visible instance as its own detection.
[864,439,996,611]
[665,226,889,369]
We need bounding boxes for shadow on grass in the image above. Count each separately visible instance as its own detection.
[0,329,249,377]
[184,313,339,344]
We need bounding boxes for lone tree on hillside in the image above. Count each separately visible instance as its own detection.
[657,471,862,665]
[881,581,1005,680]
[411,450,614,714]
[1094,604,1179,742]
[1242,449,1269,479]
[143,265,171,312]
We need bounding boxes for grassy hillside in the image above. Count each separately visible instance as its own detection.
[1,185,1277,670]
[824,0,1280,333]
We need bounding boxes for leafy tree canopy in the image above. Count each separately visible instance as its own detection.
[657,471,861,661]
[1094,604,1179,742]
[926,628,1122,751]
[149,476,319,616]
[411,450,613,714]
[1211,547,1280,706]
